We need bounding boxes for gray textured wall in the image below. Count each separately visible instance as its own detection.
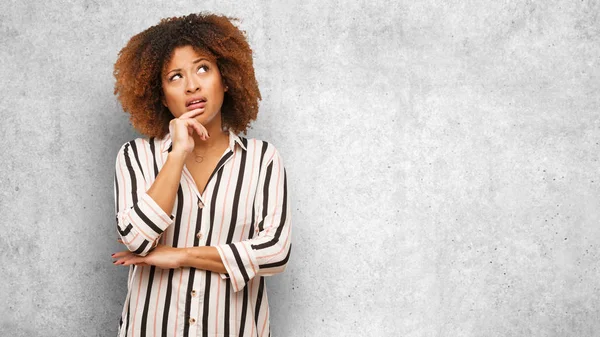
[1,0,599,336]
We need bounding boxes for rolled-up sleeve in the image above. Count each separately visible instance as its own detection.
[114,141,174,256]
[215,146,292,292]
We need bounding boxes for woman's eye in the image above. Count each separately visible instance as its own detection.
[169,74,182,81]
[197,65,209,74]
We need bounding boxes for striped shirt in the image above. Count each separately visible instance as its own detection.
[113,129,292,337]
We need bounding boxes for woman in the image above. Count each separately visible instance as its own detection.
[111,13,292,337]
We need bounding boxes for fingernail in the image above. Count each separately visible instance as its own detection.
[111,253,115,257]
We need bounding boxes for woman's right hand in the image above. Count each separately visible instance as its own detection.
[168,108,210,155]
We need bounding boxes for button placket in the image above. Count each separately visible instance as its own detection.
[188,272,203,332]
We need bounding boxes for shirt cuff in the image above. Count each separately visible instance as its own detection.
[130,193,174,241]
[215,241,258,292]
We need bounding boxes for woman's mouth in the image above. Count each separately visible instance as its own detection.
[186,99,206,110]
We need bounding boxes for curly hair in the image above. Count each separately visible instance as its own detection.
[113,13,261,138]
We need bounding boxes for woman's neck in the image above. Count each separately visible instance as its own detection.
[191,121,228,152]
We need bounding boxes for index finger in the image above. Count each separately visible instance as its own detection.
[179,108,205,120]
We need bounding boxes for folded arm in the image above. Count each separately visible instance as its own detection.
[113,144,292,292]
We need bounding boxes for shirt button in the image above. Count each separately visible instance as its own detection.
[189,318,196,325]
[191,290,197,297]
[196,232,203,239]
[198,201,204,208]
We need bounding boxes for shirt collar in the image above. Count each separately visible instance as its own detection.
[162,129,246,153]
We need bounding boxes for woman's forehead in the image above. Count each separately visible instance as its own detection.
[163,45,216,70]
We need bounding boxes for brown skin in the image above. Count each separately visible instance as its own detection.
[112,46,233,274]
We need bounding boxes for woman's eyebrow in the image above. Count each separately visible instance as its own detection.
[192,57,209,64]
[166,58,210,75]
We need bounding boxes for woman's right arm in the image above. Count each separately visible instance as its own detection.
[114,109,207,256]
[113,143,183,256]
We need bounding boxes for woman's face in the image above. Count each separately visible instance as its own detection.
[161,45,227,127]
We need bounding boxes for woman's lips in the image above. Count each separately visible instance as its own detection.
[187,101,206,110]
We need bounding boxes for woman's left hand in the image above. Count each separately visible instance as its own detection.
[112,244,185,269]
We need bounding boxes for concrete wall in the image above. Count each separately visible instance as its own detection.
[1,0,599,336]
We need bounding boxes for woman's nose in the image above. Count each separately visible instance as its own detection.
[186,76,200,93]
